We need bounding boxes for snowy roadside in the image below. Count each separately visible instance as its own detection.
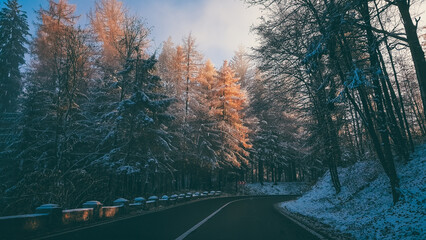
[280,144,426,240]
[242,182,312,196]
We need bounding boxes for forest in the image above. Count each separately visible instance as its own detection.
[0,0,425,216]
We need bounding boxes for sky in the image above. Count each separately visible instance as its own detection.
[15,0,262,67]
[8,0,426,67]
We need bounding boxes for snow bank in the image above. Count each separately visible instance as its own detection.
[281,144,426,239]
[243,182,311,195]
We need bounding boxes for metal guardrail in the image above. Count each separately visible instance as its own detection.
[0,192,239,239]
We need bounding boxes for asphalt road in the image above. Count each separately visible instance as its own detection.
[39,196,320,240]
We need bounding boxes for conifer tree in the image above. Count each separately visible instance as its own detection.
[4,0,98,211]
[171,45,185,99]
[157,35,204,189]
[193,60,221,166]
[157,37,176,94]
[182,33,203,121]
[89,0,126,73]
[0,0,29,112]
[230,46,252,89]
[101,54,175,178]
[21,0,91,171]
[211,61,250,168]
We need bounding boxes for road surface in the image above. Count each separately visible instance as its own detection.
[38,196,320,240]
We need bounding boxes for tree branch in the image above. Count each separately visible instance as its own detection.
[355,23,408,42]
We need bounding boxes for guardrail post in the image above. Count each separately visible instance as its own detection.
[35,204,63,226]
[113,198,129,214]
[82,201,103,219]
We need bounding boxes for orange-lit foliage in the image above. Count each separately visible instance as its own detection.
[33,0,77,80]
[172,45,185,98]
[89,0,125,70]
[162,35,203,123]
[90,0,149,74]
[30,0,92,172]
[210,61,251,167]
[33,0,90,97]
[197,59,216,91]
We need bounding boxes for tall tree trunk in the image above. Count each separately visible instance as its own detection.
[374,0,414,151]
[360,1,400,203]
[376,49,409,161]
[403,74,426,134]
[393,0,426,115]
[258,159,264,185]
[330,4,399,202]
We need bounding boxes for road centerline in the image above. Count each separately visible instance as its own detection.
[175,198,246,240]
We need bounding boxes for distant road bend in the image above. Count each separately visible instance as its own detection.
[38,196,321,240]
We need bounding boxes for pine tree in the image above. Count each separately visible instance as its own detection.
[182,33,203,121]
[171,45,185,99]
[230,46,252,89]
[193,60,221,166]
[157,35,204,189]
[157,37,176,94]
[89,0,126,73]
[7,1,94,208]
[211,61,250,168]
[0,0,29,112]
[89,0,149,79]
[97,54,175,194]
[89,4,174,193]
[17,0,92,173]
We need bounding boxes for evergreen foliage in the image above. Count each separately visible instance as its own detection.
[0,0,29,112]
[0,0,425,215]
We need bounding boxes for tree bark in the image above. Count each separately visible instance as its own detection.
[374,0,414,152]
[393,0,426,115]
[258,159,264,185]
[360,1,400,203]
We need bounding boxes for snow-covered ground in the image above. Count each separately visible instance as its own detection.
[243,182,311,195]
[281,144,426,239]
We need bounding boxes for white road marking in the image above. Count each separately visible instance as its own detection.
[175,199,245,240]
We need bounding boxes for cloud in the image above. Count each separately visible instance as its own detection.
[20,0,262,66]
[128,0,261,66]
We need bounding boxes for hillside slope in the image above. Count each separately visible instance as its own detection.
[281,144,426,239]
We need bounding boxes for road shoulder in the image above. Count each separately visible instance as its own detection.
[273,203,355,240]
